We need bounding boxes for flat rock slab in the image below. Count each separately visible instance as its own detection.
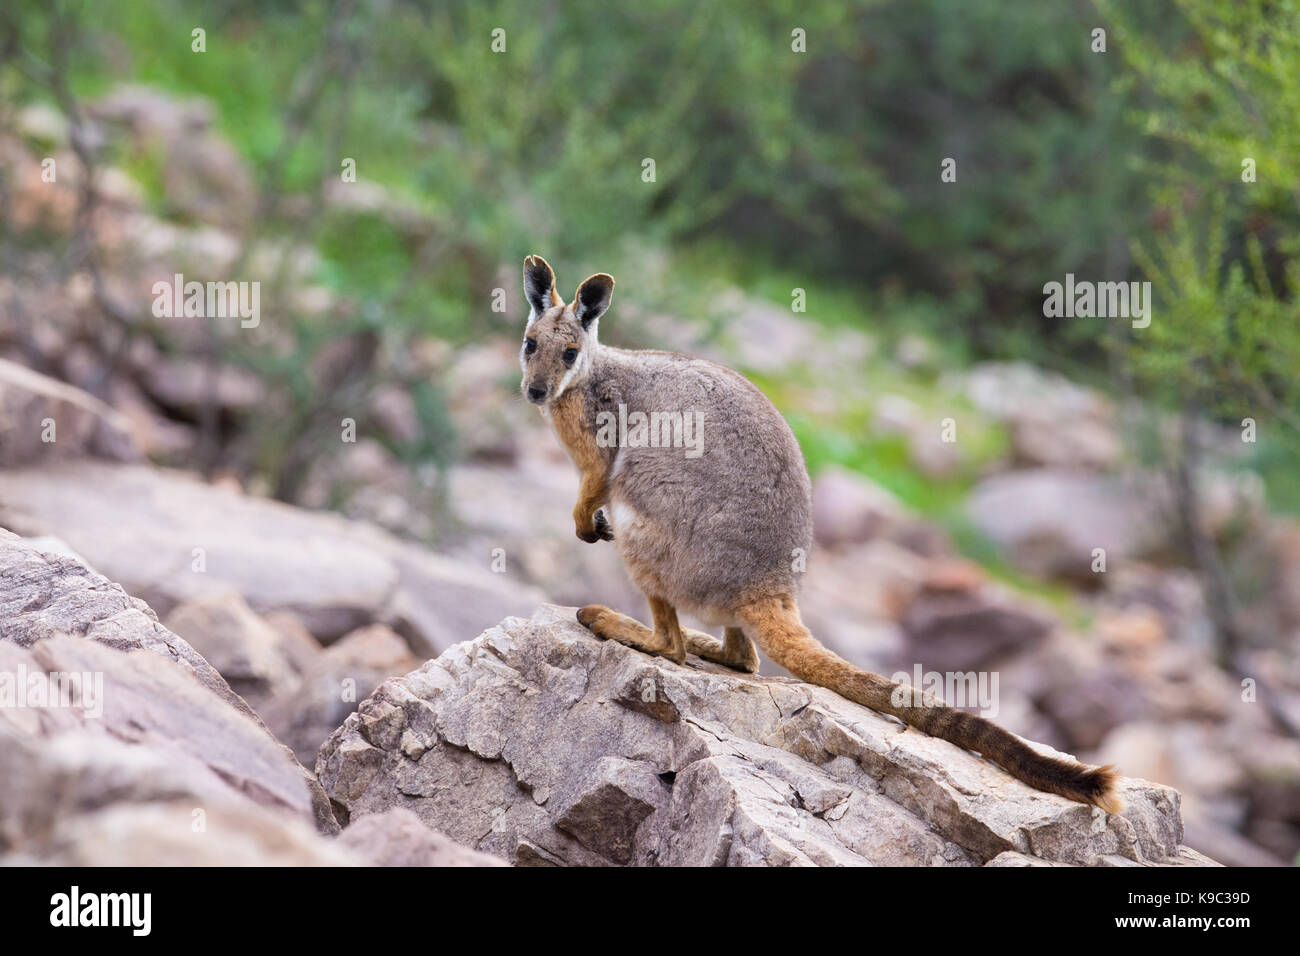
[319,605,1217,867]
[0,461,542,650]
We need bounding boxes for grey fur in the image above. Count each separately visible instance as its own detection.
[520,258,812,627]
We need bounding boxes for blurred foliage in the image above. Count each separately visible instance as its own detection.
[1102,0,1300,506]
[4,0,1299,516]
[28,0,1151,350]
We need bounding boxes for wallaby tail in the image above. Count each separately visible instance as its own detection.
[738,596,1123,813]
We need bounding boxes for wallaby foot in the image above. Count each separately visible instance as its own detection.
[577,603,685,664]
[684,626,760,673]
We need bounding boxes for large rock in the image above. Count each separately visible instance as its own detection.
[0,461,542,649]
[900,587,1055,673]
[261,623,421,767]
[338,808,506,866]
[810,467,904,550]
[0,530,341,860]
[317,605,1215,867]
[0,358,139,466]
[968,467,1261,583]
[163,590,312,711]
[966,469,1160,581]
[964,361,1120,471]
[138,356,267,418]
[0,529,539,866]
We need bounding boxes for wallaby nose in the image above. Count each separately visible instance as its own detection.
[527,385,547,403]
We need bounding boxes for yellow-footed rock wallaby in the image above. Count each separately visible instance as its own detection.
[518,254,1121,813]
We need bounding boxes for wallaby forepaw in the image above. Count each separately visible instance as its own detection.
[575,509,614,543]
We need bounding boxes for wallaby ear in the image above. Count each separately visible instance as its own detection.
[573,273,614,330]
[523,255,561,315]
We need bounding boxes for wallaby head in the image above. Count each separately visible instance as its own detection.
[520,254,614,407]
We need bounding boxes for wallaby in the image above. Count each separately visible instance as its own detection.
[519,254,1122,813]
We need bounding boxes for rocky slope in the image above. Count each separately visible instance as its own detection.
[0,354,1291,865]
[0,458,543,653]
[2,82,1296,865]
[3,519,1215,867]
[0,529,498,865]
[317,604,1217,867]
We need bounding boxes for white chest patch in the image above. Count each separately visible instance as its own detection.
[609,501,639,534]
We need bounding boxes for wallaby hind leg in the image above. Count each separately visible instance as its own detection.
[684,626,760,673]
[577,598,686,665]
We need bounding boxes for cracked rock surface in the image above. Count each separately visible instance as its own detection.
[0,528,340,852]
[318,604,1219,867]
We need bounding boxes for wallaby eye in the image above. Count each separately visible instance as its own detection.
[524,338,537,356]
[562,347,579,365]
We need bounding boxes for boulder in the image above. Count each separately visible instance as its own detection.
[900,587,1055,673]
[810,466,904,550]
[261,623,421,768]
[966,469,1161,581]
[338,808,506,866]
[163,590,307,711]
[0,461,543,648]
[0,358,139,466]
[0,530,340,858]
[317,605,1215,867]
[908,426,963,479]
[871,393,922,438]
[968,466,1261,584]
[714,290,822,374]
[0,530,546,866]
[1010,417,1121,472]
[964,361,1120,471]
[138,356,266,418]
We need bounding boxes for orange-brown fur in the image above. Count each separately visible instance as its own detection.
[548,387,613,542]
